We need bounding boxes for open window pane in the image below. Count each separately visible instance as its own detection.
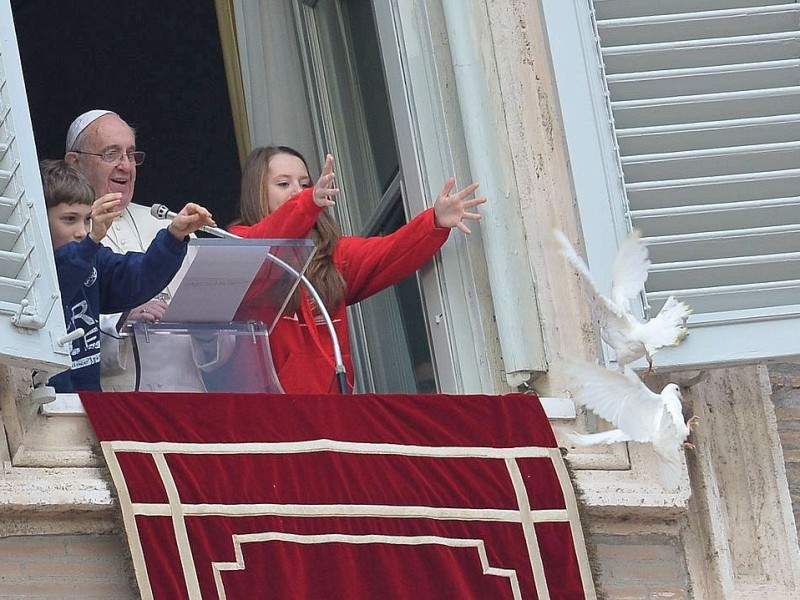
[295,0,437,392]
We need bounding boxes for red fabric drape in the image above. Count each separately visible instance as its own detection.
[82,392,594,599]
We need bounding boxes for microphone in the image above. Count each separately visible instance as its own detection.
[150,204,240,239]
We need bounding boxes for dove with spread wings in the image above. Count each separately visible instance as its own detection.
[563,359,698,489]
[554,229,691,371]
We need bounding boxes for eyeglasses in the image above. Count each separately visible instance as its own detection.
[72,149,146,165]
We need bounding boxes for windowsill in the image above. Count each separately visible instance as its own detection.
[41,393,579,419]
[40,393,86,416]
[571,446,691,519]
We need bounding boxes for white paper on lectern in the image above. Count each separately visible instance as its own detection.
[163,243,270,322]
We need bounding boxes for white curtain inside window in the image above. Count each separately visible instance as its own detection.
[231,0,316,160]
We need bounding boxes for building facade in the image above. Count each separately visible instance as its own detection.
[1,0,800,597]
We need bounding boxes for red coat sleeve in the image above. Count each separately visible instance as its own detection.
[337,208,450,304]
[229,187,322,239]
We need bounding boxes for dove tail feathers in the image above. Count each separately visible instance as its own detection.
[644,296,693,349]
[658,455,683,490]
[553,229,593,282]
[568,429,632,446]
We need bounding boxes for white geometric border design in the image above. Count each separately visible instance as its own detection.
[101,440,596,600]
[212,533,523,600]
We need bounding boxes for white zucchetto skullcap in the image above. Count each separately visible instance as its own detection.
[65,109,117,151]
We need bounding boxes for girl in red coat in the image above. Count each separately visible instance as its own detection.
[230,145,485,394]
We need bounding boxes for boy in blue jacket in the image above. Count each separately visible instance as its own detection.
[41,159,216,392]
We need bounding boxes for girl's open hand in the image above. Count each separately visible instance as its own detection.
[433,178,486,234]
[313,153,340,208]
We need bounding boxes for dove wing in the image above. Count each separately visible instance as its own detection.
[563,360,664,442]
[554,230,627,323]
[610,230,650,312]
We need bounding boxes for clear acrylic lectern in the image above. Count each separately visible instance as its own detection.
[128,238,315,393]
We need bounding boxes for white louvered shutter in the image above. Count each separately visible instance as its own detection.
[0,0,71,374]
[543,0,800,369]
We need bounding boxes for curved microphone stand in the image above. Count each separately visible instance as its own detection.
[260,249,349,394]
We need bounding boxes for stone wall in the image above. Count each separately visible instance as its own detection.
[591,533,690,599]
[0,535,137,599]
[768,360,800,543]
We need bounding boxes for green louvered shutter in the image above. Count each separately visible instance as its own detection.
[0,0,71,374]
[543,0,800,369]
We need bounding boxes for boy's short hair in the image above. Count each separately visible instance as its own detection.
[40,159,94,209]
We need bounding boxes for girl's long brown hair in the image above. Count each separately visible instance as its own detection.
[239,146,346,313]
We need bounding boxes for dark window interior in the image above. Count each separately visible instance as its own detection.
[11,0,242,228]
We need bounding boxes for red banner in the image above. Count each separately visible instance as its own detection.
[81,392,595,599]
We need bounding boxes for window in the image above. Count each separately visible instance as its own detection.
[234,0,530,393]
[541,0,800,369]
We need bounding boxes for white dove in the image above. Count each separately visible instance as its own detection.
[554,229,691,372]
[562,359,698,489]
